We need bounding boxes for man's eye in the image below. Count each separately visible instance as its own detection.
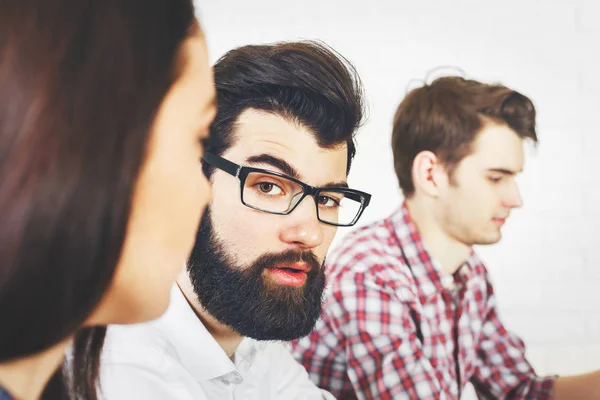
[257,182,283,195]
[318,196,340,207]
[488,176,502,183]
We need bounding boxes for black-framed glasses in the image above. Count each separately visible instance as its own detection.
[202,152,371,227]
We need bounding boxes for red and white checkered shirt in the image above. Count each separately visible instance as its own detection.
[291,203,555,400]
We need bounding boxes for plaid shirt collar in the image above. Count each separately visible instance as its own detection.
[387,201,479,299]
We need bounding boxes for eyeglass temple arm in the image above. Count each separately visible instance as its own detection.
[327,189,371,207]
[202,152,241,178]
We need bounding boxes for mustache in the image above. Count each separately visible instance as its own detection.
[252,249,321,271]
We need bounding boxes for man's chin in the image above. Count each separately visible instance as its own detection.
[475,230,502,245]
[229,314,321,341]
[228,290,323,341]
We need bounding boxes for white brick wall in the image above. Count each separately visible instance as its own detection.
[199,0,600,397]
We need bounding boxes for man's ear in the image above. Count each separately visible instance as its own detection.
[411,151,449,197]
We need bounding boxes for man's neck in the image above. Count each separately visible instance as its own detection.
[405,198,471,275]
[176,272,243,360]
[0,337,71,400]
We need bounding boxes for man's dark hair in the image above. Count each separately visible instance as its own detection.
[204,40,365,176]
[392,76,537,197]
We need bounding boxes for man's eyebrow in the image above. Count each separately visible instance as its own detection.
[245,154,349,188]
[246,154,300,179]
[321,181,349,189]
[487,168,522,175]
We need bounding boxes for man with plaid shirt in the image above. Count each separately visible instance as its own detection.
[291,76,600,399]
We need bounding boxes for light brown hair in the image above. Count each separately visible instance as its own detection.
[392,76,537,196]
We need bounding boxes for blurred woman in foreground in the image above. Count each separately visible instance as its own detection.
[0,1,216,398]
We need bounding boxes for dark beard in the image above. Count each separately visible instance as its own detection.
[187,209,326,341]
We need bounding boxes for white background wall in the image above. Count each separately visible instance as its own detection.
[197,0,600,397]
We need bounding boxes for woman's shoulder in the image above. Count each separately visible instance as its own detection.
[0,385,13,400]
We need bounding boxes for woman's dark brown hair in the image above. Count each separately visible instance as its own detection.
[392,76,537,197]
[0,1,196,398]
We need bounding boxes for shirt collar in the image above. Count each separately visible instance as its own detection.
[388,201,478,298]
[154,285,238,381]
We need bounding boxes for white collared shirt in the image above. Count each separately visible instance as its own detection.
[100,285,334,400]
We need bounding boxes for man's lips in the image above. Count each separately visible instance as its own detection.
[493,216,508,225]
[266,262,311,287]
[273,261,310,273]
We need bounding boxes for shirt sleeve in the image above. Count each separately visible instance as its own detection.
[322,271,455,399]
[271,342,336,400]
[469,277,555,399]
